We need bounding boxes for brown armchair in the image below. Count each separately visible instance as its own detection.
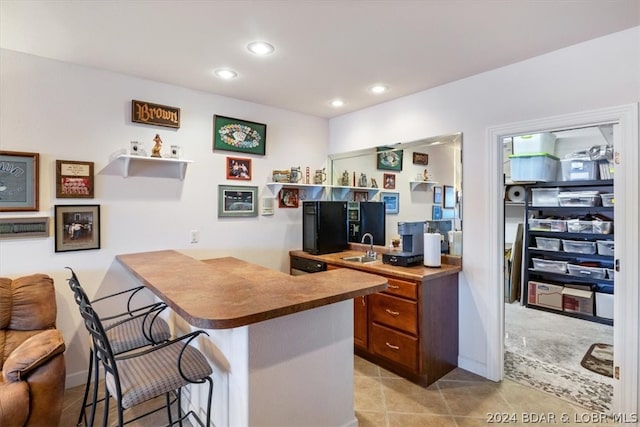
[0,274,66,427]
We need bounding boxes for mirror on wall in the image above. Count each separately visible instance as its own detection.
[329,132,462,257]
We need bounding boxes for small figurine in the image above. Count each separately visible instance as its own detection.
[423,168,430,181]
[151,134,163,158]
[341,170,350,186]
[358,173,368,187]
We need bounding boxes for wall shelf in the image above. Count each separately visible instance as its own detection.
[107,155,193,180]
[265,183,328,200]
[330,185,380,201]
[409,180,438,191]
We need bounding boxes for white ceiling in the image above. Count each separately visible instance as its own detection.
[1,0,638,118]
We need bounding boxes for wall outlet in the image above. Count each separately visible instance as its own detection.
[190,229,199,243]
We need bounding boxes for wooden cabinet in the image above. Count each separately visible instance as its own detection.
[326,261,457,387]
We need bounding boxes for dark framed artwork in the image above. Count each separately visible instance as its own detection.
[54,204,101,252]
[380,192,399,214]
[444,185,456,208]
[213,115,266,155]
[433,186,442,204]
[353,191,369,202]
[432,205,442,220]
[0,151,39,212]
[56,160,94,198]
[279,188,299,208]
[218,185,258,217]
[383,173,396,189]
[226,157,252,180]
[412,152,429,165]
[376,147,403,171]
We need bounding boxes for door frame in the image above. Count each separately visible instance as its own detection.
[486,103,639,414]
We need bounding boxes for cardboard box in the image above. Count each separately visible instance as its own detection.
[562,288,594,315]
[528,281,563,310]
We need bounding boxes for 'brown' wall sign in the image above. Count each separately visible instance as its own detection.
[131,100,180,128]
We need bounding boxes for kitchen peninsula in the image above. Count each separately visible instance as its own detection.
[290,246,461,387]
[116,250,387,427]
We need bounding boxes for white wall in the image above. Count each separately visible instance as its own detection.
[329,27,640,376]
[0,49,329,386]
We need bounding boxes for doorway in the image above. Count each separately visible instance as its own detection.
[486,104,639,416]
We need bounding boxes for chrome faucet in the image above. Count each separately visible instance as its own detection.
[361,233,377,259]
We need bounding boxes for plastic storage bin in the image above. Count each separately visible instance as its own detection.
[605,268,615,279]
[567,219,593,233]
[535,237,560,251]
[513,133,557,155]
[529,218,567,232]
[600,193,614,207]
[593,220,613,234]
[567,264,606,280]
[595,292,613,319]
[560,158,598,181]
[557,191,600,207]
[510,153,559,182]
[532,258,568,273]
[531,188,559,206]
[597,240,614,256]
[562,239,596,254]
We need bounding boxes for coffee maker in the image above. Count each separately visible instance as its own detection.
[382,221,425,266]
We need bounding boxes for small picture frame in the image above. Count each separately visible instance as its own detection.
[380,192,399,214]
[54,204,101,252]
[0,151,39,212]
[376,147,403,171]
[412,152,429,165]
[0,216,49,239]
[442,207,456,219]
[130,141,142,156]
[432,205,443,220]
[170,145,181,159]
[279,188,300,208]
[444,185,456,208]
[56,160,94,198]
[433,186,442,204]
[213,115,267,155]
[218,185,258,217]
[383,173,396,189]
[226,157,252,180]
[353,191,369,202]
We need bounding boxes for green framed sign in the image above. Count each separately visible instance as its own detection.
[213,115,266,155]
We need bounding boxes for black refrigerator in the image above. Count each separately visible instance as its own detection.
[302,201,348,254]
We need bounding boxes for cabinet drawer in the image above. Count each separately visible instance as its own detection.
[370,293,417,334]
[383,277,417,300]
[370,323,418,371]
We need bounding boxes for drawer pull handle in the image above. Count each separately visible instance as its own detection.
[388,284,400,289]
[361,297,366,307]
[385,309,400,316]
[385,342,400,350]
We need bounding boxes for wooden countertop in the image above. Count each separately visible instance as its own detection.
[116,250,388,329]
[290,248,461,281]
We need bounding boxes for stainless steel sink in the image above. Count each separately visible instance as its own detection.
[341,255,377,263]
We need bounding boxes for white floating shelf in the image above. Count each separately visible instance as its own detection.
[409,180,438,191]
[108,155,193,180]
[265,182,329,200]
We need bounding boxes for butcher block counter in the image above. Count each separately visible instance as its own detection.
[290,247,461,387]
[115,249,387,427]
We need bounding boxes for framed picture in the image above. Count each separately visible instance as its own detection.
[433,186,442,204]
[0,151,39,212]
[226,156,252,180]
[442,207,456,219]
[432,205,442,220]
[56,160,94,198]
[412,152,429,165]
[444,185,456,208]
[380,192,399,214]
[279,188,299,208]
[353,191,368,202]
[376,147,403,171]
[0,216,49,239]
[383,173,396,189]
[54,205,100,252]
[213,115,266,155]
[218,185,258,217]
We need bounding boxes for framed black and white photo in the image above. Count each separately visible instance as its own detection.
[0,151,39,212]
[54,204,100,252]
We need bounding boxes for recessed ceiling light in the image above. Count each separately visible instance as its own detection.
[369,84,388,94]
[330,99,345,108]
[247,41,275,56]
[214,68,238,80]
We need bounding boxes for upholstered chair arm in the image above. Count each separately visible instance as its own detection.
[2,329,65,383]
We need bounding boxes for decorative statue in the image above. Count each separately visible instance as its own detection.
[358,173,368,187]
[341,170,350,186]
[151,134,163,158]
